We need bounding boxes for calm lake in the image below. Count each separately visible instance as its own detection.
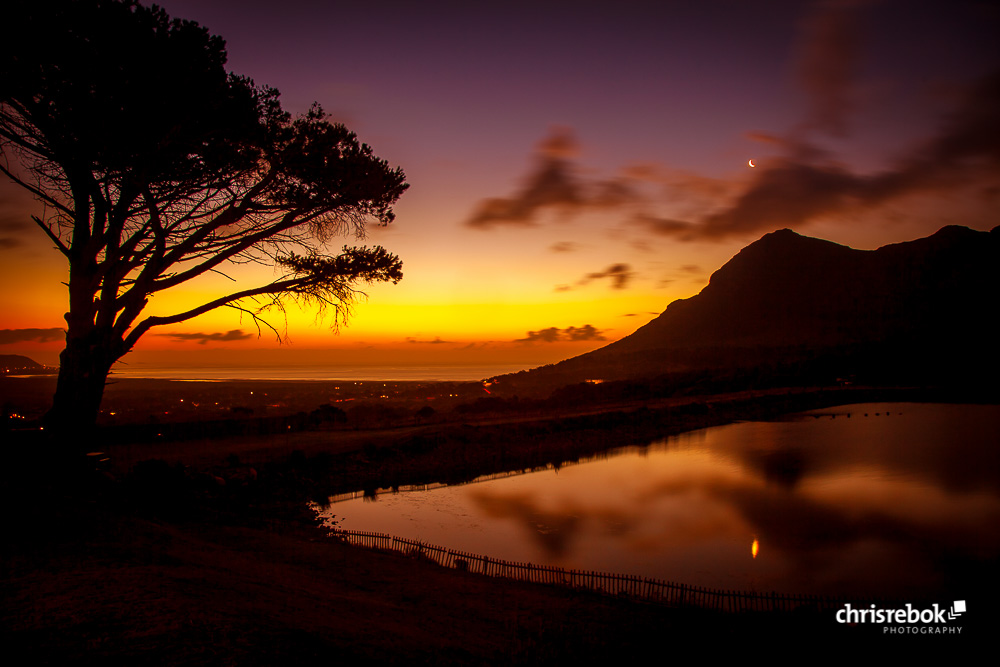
[321,403,1000,598]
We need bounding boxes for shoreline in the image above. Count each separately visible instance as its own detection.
[109,384,996,491]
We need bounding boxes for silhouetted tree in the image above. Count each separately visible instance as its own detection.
[0,1,407,436]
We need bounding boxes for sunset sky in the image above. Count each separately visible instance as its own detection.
[2,0,998,377]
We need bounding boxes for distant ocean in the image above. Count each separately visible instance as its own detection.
[106,364,531,382]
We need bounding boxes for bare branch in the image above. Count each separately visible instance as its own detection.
[0,160,74,216]
[31,215,70,256]
[225,301,283,343]
[122,276,310,351]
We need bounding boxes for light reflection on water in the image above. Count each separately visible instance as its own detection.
[321,403,1000,597]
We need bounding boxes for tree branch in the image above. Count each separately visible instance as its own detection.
[225,301,282,343]
[31,215,70,256]
[121,276,313,352]
[0,161,74,216]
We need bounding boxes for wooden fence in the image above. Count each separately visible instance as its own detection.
[333,529,857,613]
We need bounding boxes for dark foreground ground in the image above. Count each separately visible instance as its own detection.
[3,382,992,661]
[1,499,862,665]
[7,484,977,663]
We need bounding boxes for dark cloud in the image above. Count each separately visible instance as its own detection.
[516,324,606,343]
[405,336,452,344]
[590,178,638,207]
[667,5,1000,242]
[0,327,63,344]
[464,132,744,235]
[698,161,862,238]
[795,0,868,137]
[625,4,998,242]
[867,69,1000,198]
[630,214,696,240]
[635,66,1000,242]
[580,263,633,290]
[465,158,583,228]
[518,327,562,343]
[465,128,647,229]
[158,329,253,345]
[564,325,607,341]
[465,129,584,228]
[549,241,578,253]
[556,262,635,292]
[468,6,998,245]
[0,192,32,250]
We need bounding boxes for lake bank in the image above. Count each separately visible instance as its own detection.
[324,402,999,601]
[3,385,993,660]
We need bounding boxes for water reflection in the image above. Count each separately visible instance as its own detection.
[325,403,1000,597]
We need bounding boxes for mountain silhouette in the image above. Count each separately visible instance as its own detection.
[0,355,52,375]
[511,225,999,389]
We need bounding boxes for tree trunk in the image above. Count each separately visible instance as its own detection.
[46,326,116,450]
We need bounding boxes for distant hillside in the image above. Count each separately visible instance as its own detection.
[500,225,999,391]
[0,355,55,375]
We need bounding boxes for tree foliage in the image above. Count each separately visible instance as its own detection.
[0,0,408,430]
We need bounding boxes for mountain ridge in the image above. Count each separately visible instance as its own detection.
[502,225,999,390]
[0,354,53,376]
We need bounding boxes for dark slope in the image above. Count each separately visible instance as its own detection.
[0,354,50,375]
[510,225,999,389]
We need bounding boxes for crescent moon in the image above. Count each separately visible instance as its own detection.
[748,159,755,168]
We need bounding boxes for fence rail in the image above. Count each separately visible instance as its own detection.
[333,529,861,613]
